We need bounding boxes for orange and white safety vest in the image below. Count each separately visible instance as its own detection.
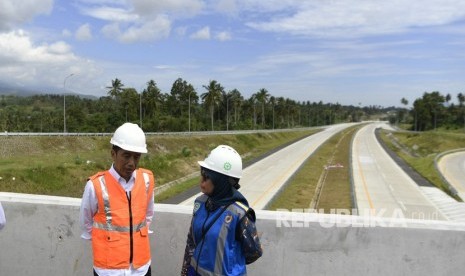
[90,168,155,269]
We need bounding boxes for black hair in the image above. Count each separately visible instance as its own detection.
[112,145,122,152]
[229,177,241,190]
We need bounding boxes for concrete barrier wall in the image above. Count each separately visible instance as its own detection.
[1,193,465,275]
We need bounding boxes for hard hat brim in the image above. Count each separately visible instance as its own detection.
[197,160,241,178]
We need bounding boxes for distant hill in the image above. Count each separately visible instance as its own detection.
[0,83,98,99]
[0,83,40,97]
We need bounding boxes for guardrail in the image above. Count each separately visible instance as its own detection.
[0,127,323,137]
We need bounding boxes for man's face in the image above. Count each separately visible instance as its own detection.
[111,148,142,181]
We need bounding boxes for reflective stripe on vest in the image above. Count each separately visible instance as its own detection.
[92,172,150,233]
[191,201,247,275]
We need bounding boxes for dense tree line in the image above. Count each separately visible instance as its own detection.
[395,91,465,131]
[0,78,390,133]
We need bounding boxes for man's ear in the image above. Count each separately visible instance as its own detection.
[111,149,116,160]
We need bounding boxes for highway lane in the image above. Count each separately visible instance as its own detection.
[180,123,359,209]
[351,122,446,220]
[437,151,465,201]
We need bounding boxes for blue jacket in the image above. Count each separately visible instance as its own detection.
[182,195,262,276]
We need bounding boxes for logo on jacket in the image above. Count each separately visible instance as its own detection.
[193,202,201,214]
[224,214,233,224]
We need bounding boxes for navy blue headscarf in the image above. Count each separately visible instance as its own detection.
[202,167,248,210]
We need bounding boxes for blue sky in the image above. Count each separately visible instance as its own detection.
[1,0,465,107]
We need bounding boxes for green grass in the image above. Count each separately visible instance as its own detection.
[378,129,465,199]
[3,126,462,208]
[155,177,199,203]
[0,129,321,198]
[267,125,362,212]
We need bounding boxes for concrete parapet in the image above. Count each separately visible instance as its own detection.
[1,192,465,275]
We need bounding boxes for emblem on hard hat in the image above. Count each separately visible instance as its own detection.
[224,162,231,171]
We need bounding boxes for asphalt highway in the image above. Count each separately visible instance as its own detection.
[437,151,465,201]
[351,122,446,220]
[176,122,464,222]
[179,123,359,209]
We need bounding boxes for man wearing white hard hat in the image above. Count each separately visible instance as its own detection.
[181,145,263,276]
[79,123,155,276]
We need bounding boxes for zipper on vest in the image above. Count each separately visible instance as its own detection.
[127,191,133,264]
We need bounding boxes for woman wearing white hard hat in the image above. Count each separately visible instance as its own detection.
[79,123,155,276]
[181,145,263,276]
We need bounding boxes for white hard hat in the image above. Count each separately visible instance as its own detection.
[198,145,242,178]
[110,123,147,153]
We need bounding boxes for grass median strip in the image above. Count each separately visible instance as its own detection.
[267,125,362,212]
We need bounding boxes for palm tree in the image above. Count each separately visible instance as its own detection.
[275,97,286,128]
[248,94,258,129]
[401,97,408,106]
[458,93,465,107]
[201,80,224,131]
[400,97,409,124]
[269,96,276,129]
[144,80,162,119]
[229,89,243,126]
[107,78,124,98]
[458,93,465,131]
[254,88,270,127]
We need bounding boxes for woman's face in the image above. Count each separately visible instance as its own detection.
[200,169,214,196]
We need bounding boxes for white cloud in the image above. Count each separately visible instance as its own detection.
[244,0,465,38]
[214,0,238,14]
[0,30,101,90]
[102,15,171,43]
[216,31,231,41]
[216,0,302,13]
[81,1,187,43]
[0,0,53,31]
[190,26,210,40]
[78,0,127,4]
[0,30,74,64]
[81,6,139,22]
[131,0,204,17]
[175,26,188,37]
[62,29,72,37]
[76,23,93,41]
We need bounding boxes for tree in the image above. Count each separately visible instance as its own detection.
[400,97,409,124]
[229,89,243,126]
[120,88,139,122]
[248,94,258,129]
[201,80,224,131]
[254,88,270,127]
[144,80,163,119]
[458,93,465,107]
[401,98,408,106]
[458,93,465,131]
[412,91,445,131]
[107,78,124,98]
[270,96,276,129]
[445,93,451,105]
